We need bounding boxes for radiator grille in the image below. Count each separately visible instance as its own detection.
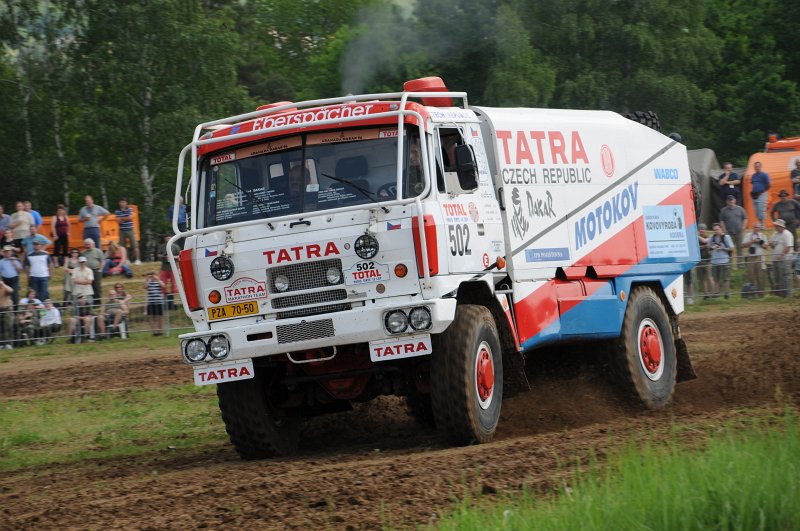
[277,303,351,320]
[267,259,343,294]
[276,319,335,344]
[272,289,347,309]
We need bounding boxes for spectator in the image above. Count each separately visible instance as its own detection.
[102,241,133,278]
[23,201,43,229]
[19,288,42,307]
[0,278,13,349]
[719,195,747,269]
[167,196,187,233]
[24,240,53,301]
[696,223,711,300]
[159,234,181,307]
[67,295,104,341]
[9,201,34,250]
[145,271,166,336]
[770,190,800,242]
[742,223,768,298]
[791,159,800,200]
[78,195,109,248]
[62,248,80,306]
[708,222,734,299]
[17,302,40,345]
[0,245,22,308]
[104,285,131,334]
[69,257,94,308]
[0,229,20,254]
[768,219,795,298]
[50,204,70,267]
[718,162,742,204]
[0,205,10,233]
[21,225,51,256]
[80,238,104,305]
[39,299,62,341]
[115,197,141,265]
[749,161,771,224]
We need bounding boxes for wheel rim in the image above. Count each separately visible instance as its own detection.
[475,340,495,410]
[637,318,664,381]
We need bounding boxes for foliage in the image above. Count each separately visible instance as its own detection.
[1,0,798,248]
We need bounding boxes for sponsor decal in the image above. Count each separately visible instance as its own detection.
[653,168,679,180]
[468,202,480,223]
[224,277,267,303]
[491,240,504,253]
[369,334,432,362]
[379,128,399,138]
[442,203,470,224]
[574,182,639,251]
[643,205,689,257]
[386,221,402,231]
[194,359,254,386]
[601,144,615,177]
[344,261,390,285]
[525,247,571,263]
[482,253,491,268]
[496,130,590,165]
[252,104,376,131]
[511,188,556,239]
[211,153,235,165]
[263,242,341,265]
[205,248,218,257]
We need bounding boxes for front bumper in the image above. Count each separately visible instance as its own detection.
[179,297,457,364]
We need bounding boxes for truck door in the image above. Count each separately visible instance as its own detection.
[435,125,504,274]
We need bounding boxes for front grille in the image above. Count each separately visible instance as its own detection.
[276,319,335,344]
[267,259,343,294]
[277,303,351,320]
[272,289,347,309]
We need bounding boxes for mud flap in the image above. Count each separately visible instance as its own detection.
[502,349,530,396]
[675,337,696,382]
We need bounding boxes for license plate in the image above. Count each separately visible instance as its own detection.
[207,301,259,321]
[193,358,254,386]
[369,334,432,362]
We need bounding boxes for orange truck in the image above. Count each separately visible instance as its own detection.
[742,135,800,228]
[36,205,141,253]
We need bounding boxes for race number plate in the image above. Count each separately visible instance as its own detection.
[193,358,254,386]
[369,334,432,362]
[207,301,258,321]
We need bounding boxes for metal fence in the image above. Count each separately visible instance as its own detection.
[684,256,799,302]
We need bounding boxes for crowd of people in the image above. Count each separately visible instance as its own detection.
[685,161,800,302]
[0,196,181,348]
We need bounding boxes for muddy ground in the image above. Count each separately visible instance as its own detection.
[2,305,798,530]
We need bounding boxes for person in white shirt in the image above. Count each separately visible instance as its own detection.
[768,219,795,297]
[742,223,768,297]
[39,299,62,340]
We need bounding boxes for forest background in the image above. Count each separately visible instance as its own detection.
[1,0,798,258]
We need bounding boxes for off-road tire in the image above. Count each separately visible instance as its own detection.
[623,110,661,132]
[613,287,676,408]
[430,304,503,445]
[217,369,300,460]
[405,393,436,428]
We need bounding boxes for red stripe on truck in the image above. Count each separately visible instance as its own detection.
[412,215,439,277]
[178,249,201,311]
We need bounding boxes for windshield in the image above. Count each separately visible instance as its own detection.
[202,127,424,227]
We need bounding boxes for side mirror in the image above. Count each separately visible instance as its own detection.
[454,144,478,191]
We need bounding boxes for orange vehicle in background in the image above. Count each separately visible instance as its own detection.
[37,205,141,253]
[742,135,800,229]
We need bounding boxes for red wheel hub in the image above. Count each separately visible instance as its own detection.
[476,348,494,401]
[639,325,662,374]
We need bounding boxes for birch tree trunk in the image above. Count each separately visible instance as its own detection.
[139,85,155,260]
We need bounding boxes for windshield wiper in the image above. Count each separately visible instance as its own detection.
[224,178,274,227]
[321,173,389,213]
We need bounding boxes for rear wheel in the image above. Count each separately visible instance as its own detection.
[217,368,300,459]
[430,304,503,445]
[613,287,676,408]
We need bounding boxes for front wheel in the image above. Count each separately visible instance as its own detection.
[613,286,677,408]
[217,368,301,460]
[430,304,503,445]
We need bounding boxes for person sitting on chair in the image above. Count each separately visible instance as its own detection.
[39,299,62,341]
[68,294,105,341]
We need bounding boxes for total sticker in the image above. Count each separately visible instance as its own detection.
[344,261,390,285]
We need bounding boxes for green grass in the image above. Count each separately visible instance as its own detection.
[0,332,180,363]
[435,409,799,530]
[0,385,223,471]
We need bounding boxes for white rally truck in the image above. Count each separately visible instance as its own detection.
[169,77,698,459]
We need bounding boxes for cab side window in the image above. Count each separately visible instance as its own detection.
[435,128,469,193]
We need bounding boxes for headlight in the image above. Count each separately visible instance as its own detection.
[185,339,207,362]
[208,335,230,360]
[274,274,289,292]
[354,234,379,259]
[210,255,234,281]
[409,307,432,331]
[384,310,408,334]
[326,267,342,284]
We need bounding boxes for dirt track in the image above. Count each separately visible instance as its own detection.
[2,305,798,530]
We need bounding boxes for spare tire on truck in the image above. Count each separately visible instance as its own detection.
[622,110,661,132]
